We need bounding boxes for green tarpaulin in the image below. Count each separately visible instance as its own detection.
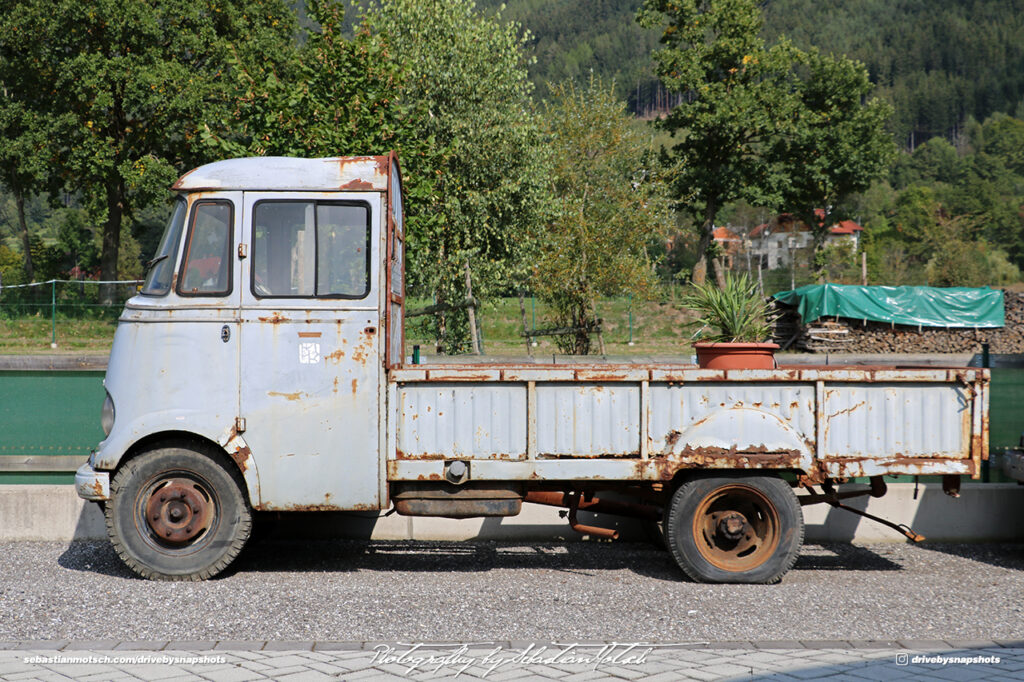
[773,283,1005,328]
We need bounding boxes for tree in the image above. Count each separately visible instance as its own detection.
[0,243,25,286]
[980,113,1024,176]
[923,214,1007,288]
[777,49,895,270]
[206,0,424,162]
[0,0,296,302]
[888,184,945,261]
[532,78,674,354]
[359,0,550,352]
[945,151,1024,265]
[637,0,799,285]
[204,0,438,255]
[0,92,54,282]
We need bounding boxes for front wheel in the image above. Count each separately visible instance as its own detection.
[664,474,803,584]
[105,443,251,581]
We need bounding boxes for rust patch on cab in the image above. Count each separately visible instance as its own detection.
[229,444,252,473]
[259,312,287,324]
[268,390,304,401]
[340,179,375,191]
[351,328,376,365]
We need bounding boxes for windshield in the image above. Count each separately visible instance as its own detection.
[140,198,187,296]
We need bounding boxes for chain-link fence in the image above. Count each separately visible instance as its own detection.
[403,292,704,358]
[0,283,708,355]
[0,280,141,349]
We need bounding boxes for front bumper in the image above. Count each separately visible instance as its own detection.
[75,462,111,501]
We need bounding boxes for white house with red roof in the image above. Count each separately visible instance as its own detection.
[710,225,744,268]
[747,210,863,269]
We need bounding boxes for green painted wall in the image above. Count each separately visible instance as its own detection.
[1,370,105,483]
[989,368,1024,450]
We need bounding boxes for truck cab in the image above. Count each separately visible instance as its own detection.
[77,156,405,578]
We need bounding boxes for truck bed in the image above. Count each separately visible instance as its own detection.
[387,364,988,483]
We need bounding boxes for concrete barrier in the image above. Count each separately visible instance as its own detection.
[5,482,1023,544]
[0,485,107,541]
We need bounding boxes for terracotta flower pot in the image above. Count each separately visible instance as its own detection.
[693,342,780,370]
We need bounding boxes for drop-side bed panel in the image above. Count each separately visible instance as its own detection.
[387,365,986,482]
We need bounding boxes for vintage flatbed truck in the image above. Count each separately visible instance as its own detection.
[75,155,989,584]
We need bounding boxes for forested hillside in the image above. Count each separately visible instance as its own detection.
[483,0,1024,146]
[761,0,1024,147]
[489,0,663,110]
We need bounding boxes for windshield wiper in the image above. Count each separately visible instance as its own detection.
[144,254,168,271]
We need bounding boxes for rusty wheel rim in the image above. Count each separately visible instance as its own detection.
[691,484,780,572]
[140,476,216,549]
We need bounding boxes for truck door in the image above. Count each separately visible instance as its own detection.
[238,192,382,510]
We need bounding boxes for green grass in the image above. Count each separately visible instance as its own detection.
[407,295,701,357]
[0,313,119,354]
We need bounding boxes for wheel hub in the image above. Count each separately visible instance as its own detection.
[145,479,212,544]
[716,512,748,540]
[693,484,781,572]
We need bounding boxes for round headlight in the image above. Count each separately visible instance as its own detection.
[101,392,115,436]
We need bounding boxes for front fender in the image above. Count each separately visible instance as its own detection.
[92,409,261,508]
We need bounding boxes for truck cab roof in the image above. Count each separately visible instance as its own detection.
[171,155,392,192]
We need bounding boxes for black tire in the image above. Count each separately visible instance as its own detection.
[664,473,803,584]
[105,443,251,581]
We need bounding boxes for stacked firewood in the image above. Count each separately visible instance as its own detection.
[772,291,1024,353]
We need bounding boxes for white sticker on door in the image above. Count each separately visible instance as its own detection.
[299,342,321,364]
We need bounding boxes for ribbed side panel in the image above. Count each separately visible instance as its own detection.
[536,384,640,456]
[648,384,815,452]
[824,383,968,457]
[397,384,527,458]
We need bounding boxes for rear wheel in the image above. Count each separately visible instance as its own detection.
[105,443,251,581]
[664,474,803,584]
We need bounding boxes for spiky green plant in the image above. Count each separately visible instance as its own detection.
[683,272,772,343]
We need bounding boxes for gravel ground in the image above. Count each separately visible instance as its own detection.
[1,539,1023,642]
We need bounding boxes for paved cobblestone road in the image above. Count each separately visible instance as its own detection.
[2,641,1023,680]
[2,539,1023,679]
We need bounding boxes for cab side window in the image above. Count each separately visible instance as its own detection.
[252,201,370,299]
[178,201,233,296]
